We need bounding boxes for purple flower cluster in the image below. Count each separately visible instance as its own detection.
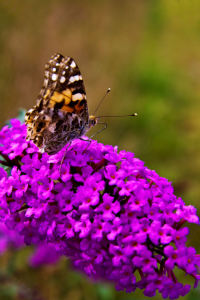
[0,119,200,299]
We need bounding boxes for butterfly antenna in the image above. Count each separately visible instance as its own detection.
[93,88,111,115]
[96,113,138,118]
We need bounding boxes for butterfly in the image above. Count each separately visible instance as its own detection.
[25,53,98,155]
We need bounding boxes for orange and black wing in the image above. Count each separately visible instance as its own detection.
[41,53,88,115]
[25,54,89,154]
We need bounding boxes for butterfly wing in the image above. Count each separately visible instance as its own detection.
[25,53,89,154]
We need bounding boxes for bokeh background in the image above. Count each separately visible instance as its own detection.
[0,0,200,299]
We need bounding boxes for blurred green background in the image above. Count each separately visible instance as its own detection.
[0,0,200,299]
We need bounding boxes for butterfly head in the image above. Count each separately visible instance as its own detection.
[88,115,98,128]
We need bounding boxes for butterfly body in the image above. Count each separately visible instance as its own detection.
[25,53,96,154]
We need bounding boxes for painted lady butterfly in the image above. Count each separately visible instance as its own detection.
[25,53,97,154]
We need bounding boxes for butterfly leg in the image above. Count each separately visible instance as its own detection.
[80,122,107,153]
[89,122,107,139]
[78,137,92,153]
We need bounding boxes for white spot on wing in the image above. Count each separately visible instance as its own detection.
[69,75,82,83]
[60,76,66,83]
[72,93,84,101]
[69,76,75,83]
[52,74,58,81]
[70,61,76,68]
